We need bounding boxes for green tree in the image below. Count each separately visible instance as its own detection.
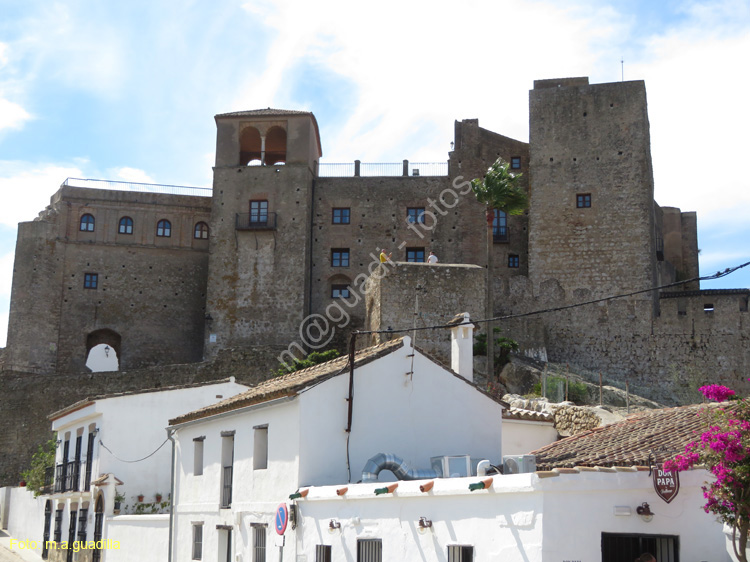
[273,349,341,377]
[21,438,56,497]
[471,158,527,379]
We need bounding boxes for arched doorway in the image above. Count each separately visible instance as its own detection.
[85,329,121,372]
[92,494,104,562]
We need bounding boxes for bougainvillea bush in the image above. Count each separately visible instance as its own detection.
[664,384,749,562]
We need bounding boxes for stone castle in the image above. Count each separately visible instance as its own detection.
[2,76,748,482]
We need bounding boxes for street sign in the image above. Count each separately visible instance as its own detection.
[653,466,680,503]
[275,503,289,535]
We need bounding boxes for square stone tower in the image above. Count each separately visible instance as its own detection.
[204,109,322,357]
[528,78,658,299]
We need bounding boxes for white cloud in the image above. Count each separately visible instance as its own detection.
[110,167,156,184]
[0,98,32,131]
[0,162,85,227]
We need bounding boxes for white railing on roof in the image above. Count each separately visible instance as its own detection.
[318,160,448,178]
[62,178,211,197]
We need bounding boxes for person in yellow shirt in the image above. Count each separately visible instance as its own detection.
[379,249,392,263]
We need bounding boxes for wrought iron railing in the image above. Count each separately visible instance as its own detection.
[54,461,81,493]
[42,466,54,494]
[62,177,211,197]
[493,226,509,243]
[236,212,277,230]
[318,160,448,178]
[221,466,233,508]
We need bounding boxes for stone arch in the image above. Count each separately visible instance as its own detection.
[265,126,287,165]
[86,329,121,372]
[239,126,262,165]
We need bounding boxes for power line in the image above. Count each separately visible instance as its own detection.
[354,261,750,336]
[99,437,170,463]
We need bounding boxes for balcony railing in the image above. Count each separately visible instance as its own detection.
[53,461,82,493]
[42,466,54,494]
[221,466,233,508]
[236,212,277,231]
[493,226,509,243]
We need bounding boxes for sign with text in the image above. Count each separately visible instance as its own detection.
[653,466,680,503]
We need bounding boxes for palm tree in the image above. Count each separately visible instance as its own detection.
[471,158,527,380]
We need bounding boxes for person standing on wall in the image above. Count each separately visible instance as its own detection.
[427,251,438,264]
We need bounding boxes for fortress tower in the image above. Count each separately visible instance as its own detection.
[527,78,658,299]
[203,110,322,357]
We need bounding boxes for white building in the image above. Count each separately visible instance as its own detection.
[27,378,248,562]
[168,318,509,562]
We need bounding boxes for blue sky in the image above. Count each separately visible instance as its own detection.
[1,0,749,346]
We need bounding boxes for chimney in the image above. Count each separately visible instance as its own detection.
[448,312,475,382]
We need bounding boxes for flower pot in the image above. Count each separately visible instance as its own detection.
[155,495,162,502]
[137,495,144,502]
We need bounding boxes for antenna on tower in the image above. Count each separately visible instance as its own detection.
[621,58,624,82]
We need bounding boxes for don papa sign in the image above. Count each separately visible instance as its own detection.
[653,466,680,503]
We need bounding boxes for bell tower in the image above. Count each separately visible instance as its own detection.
[205,109,322,358]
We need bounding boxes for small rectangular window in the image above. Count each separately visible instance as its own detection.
[192,524,203,560]
[508,255,519,268]
[254,425,268,470]
[331,284,350,298]
[315,545,332,562]
[332,208,350,224]
[448,545,474,562]
[576,193,591,208]
[83,273,98,289]
[510,156,521,169]
[407,207,425,224]
[193,437,204,476]
[253,525,267,562]
[331,249,350,267]
[250,200,269,224]
[357,539,382,562]
[704,303,715,313]
[406,248,425,262]
[220,434,234,508]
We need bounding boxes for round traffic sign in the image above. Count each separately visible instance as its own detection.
[275,503,288,535]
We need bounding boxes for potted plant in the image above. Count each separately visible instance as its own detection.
[155,492,162,502]
[137,493,144,503]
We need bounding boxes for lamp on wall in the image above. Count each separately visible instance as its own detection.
[103,345,110,358]
[636,502,653,522]
[328,519,341,533]
[418,517,433,533]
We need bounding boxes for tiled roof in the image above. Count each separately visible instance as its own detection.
[215,108,313,118]
[169,338,407,426]
[503,408,554,423]
[49,377,240,422]
[532,402,733,469]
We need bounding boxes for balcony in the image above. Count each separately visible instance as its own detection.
[53,461,82,493]
[236,212,277,231]
[493,226,509,243]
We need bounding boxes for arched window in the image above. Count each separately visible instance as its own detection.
[239,126,262,166]
[118,216,133,235]
[265,126,287,165]
[194,221,209,239]
[156,219,171,237]
[80,214,95,232]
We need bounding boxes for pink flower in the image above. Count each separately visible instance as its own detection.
[699,385,736,402]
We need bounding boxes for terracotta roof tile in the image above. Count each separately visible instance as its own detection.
[503,408,554,423]
[532,402,734,469]
[169,338,406,425]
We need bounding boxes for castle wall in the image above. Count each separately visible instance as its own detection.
[366,262,485,363]
[6,187,211,374]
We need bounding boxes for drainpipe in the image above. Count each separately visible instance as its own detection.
[166,428,176,562]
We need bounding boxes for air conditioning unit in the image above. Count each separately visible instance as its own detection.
[431,455,471,478]
[503,455,537,474]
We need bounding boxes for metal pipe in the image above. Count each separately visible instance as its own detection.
[361,453,439,483]
[166,428,176,562]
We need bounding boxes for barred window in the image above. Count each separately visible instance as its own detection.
[192,524,203,560]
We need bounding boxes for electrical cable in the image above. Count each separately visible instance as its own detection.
[354,260,750,335]
[99,437,170,463]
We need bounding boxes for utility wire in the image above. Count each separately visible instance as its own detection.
[354,261,750,336]
[99,437,170,463]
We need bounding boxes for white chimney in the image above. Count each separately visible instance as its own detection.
[450,312,474,382]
